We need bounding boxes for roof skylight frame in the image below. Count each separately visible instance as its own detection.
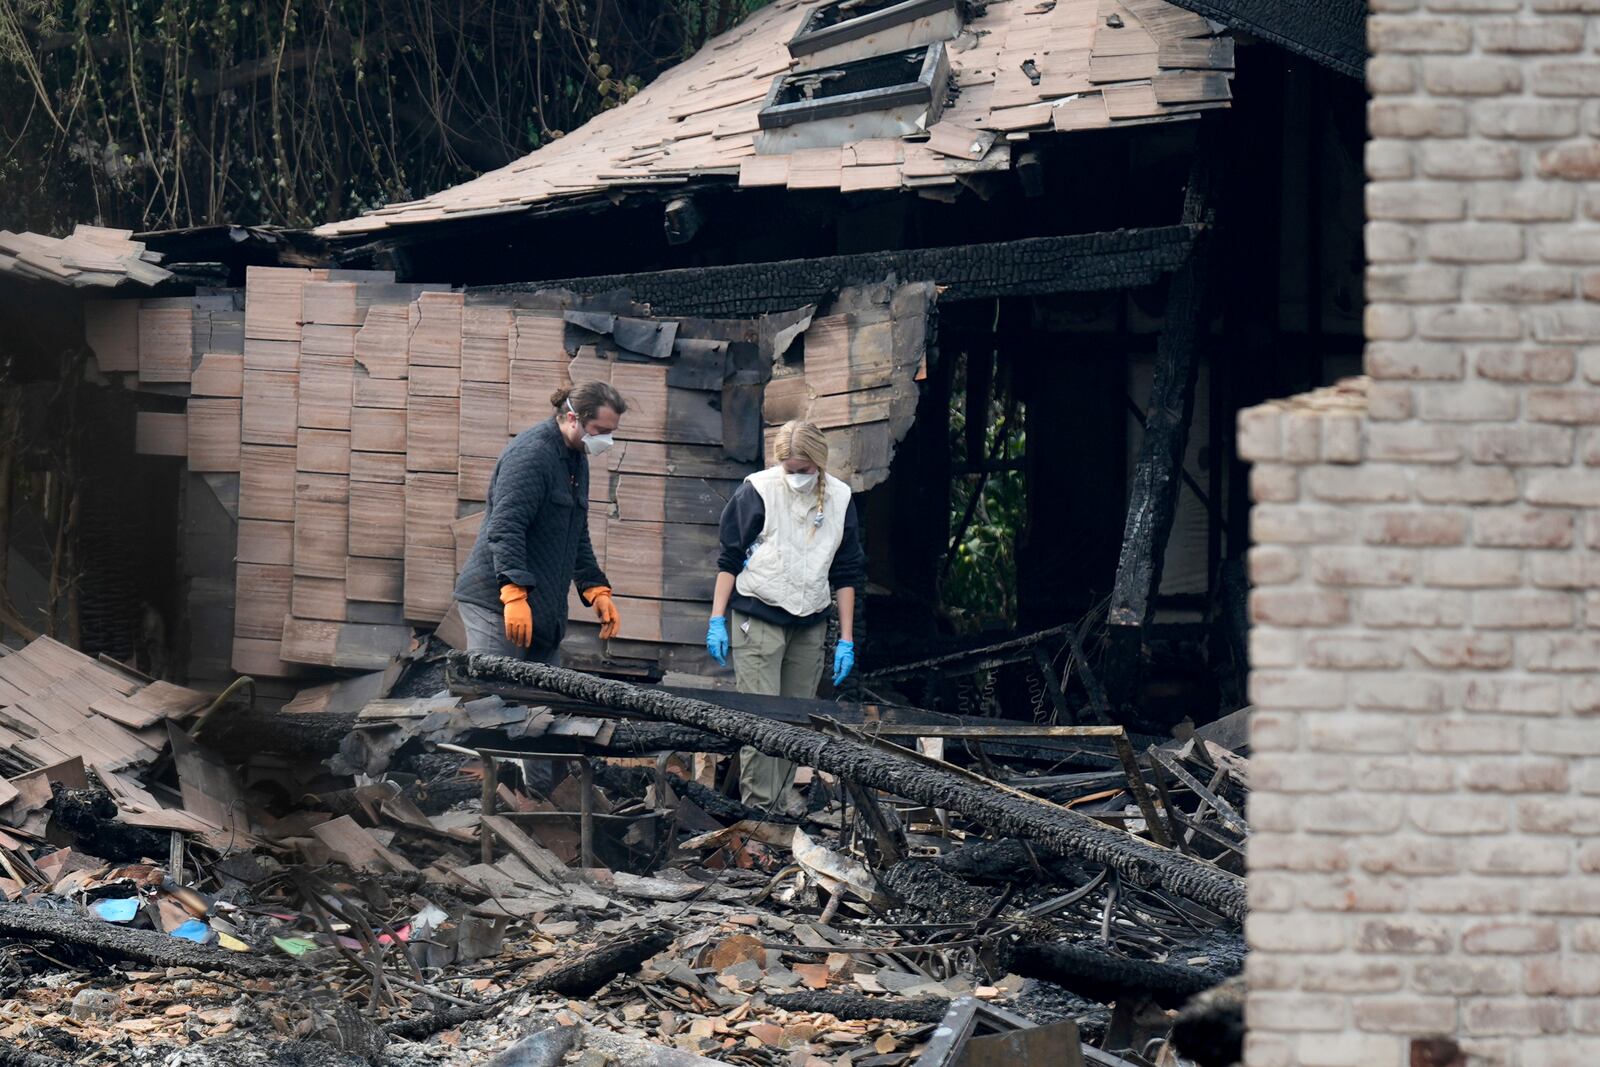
[757,41,951,134]
[786,0,965,70]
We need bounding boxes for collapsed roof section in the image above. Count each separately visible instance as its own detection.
[314,0,1234,239]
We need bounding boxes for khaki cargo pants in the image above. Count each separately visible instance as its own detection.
[731,611,825,809]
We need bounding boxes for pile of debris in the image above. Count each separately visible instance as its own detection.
[0,635,1248,1067]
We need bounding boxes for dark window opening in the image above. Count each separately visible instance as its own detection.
[943,325,1024,635]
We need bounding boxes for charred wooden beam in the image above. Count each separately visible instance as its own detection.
[932,838,1096,884]
[542,928,675,996]
[881,858,1005,922]
[1103,154,1216,709]
[767,991,951,1022]
[52,785,173,863]
[473,226,1201,317]
[198,703,358,759]
[1006,940,1218,1010]
[0,902,287,977]
[448,652,1247,922]
[384,930,672,1040]
[1105,264,1203,641]
[384,1002,496,1041]
[1166,0,1364,80]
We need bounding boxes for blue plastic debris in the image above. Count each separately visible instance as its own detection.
[92,898,139,923]
[170,919,211,943]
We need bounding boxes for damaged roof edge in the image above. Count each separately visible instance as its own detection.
[1165,0,1365,80]
[476,226,1202,318]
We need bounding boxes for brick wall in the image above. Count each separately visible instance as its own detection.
[1241,6,1600,1066]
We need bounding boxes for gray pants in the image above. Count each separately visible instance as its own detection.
[731,611,825,809]
[458,601,562,665]
[458,600,561,796]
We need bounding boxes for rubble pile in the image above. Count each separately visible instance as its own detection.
[0,635,1249,1067]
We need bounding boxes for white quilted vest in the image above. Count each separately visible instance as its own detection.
[734,465,851,617]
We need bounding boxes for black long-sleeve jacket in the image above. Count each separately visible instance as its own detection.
[715,480,866,628]
[454,418,607,647]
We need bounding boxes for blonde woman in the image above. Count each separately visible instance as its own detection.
[706,420,865,811]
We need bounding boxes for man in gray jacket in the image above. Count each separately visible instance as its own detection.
[454,381,627,662]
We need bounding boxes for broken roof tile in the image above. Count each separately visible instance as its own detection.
[0,225,173,290]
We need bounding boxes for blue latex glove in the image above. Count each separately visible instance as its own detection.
[832,640,855,687]
[706,616,730,667]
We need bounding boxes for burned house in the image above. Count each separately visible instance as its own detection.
[0,12,1368,1047]
[8,0,1598,1061]
[6,0,1365,728]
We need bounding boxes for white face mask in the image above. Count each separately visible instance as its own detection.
[567,402,615,455]
[785,470,818,494]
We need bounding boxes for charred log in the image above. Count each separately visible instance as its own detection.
[0,903,287,978]
[385,929,673,1040]
[766,992,950,1023]
[930,838,1096,885]
[200,705,360,761]
[449,652,1247,922]
[1005,941,1217,1011]
[388,927,675,1036]
[50,785,172,863]
[540,928,674,997]
[879,860,996,923]
[384,1003,492,1042]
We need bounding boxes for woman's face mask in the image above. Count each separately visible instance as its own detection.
[785,470,818,494]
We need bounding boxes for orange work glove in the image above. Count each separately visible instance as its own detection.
[583,585,622,640]
[500,584,533,648]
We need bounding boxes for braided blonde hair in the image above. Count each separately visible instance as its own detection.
[772,419,830,516]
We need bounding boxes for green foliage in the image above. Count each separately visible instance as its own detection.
[0,0,769,233]
[943,356,1025,633]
